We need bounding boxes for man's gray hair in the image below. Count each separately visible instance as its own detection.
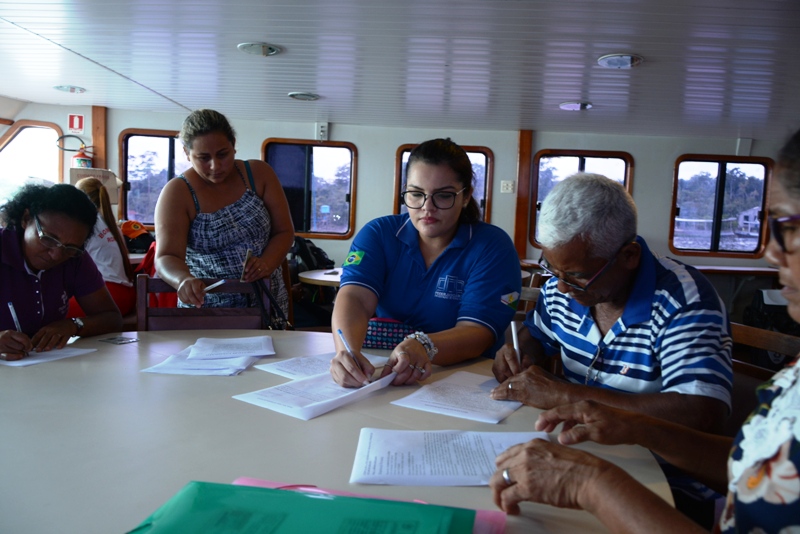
[538,173,637,259]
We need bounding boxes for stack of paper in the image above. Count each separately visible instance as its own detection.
[141,336,275,376]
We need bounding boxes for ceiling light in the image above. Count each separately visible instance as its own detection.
[237,42,282,56]
[559,101,592,111]
[53,85,86,93]
[597,53,644,69]
[288,92,320,101]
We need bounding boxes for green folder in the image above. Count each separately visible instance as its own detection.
[128,481,476,533]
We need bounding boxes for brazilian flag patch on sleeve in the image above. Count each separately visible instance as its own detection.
[344,250,365,266]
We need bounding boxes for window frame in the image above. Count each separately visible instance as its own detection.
[262,137,358,240]
[393,144,495,223]
[529,149,634,247]
[118,128,182,226]
[0,119,64,185]
[668,154,773,259]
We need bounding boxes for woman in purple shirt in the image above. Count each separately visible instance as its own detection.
[0,184,122,361]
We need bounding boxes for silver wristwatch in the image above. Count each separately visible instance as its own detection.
[71,317,84,334]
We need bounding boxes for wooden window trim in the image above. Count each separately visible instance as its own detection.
[668,154,773,259]
[262,137,358,240]
[0,119,64,183]
[529,149,634,247]
[393,144,495,223]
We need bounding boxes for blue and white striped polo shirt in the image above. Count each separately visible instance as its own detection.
[525,236,733,408]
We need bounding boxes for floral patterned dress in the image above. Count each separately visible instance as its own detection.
[720,357,800,533]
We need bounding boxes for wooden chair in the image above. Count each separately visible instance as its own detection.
[724,322,800,436]
[135,259,294,331]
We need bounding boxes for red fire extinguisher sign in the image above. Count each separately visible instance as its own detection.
[68,114,84,134]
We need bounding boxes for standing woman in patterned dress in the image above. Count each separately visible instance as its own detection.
[154,109,293,315]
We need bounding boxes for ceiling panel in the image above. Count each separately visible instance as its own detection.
[0,0,798,139]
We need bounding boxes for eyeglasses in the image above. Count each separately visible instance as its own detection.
[768,214,800,254]
[538,241,630,293]
[402,188,467,210]
[33,215,84,257]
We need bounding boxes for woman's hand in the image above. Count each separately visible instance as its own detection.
[241,256,271,283]
[0,329,32,360]
[491,364,572,409]
[492,343,535,382]
[490,438,620,514]
[29,320,77,352]
[177,277,207,308]
[380,340,431,385]
[330,349,376,388]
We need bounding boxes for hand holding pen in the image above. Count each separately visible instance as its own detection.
[1,302,32,361]
[333,329,372,388]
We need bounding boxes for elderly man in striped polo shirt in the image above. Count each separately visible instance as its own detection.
[491,173,732,526]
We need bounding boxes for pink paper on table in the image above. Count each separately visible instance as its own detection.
[232,476,506,534]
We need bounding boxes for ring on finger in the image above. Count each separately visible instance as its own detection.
[502,468,514,486]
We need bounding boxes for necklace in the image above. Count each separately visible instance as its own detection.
[585,346,604,385]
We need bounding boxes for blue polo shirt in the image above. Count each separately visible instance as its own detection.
[1,227,105,336]
[341,214,521,358]
[525,236,733,408]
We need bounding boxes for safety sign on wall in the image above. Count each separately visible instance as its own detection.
[68,114,84,134]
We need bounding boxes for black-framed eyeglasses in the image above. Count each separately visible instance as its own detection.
[538,240,631,293]
[401,187,467,210]
[768,214,800,254]
[33,215,84,257]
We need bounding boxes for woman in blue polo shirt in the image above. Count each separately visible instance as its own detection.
[330,138,521,387]
[0,184,122,361]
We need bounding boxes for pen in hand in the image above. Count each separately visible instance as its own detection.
[7,301,28,358]
[203,279,226,293]
[336,328,370,387]
[511,323,521,365]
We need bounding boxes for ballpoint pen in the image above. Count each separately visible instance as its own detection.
[336,328,370,386]
[7,302,22,332]
[7,301,28,358]
[203,279,226,293]
[511,323,521,365]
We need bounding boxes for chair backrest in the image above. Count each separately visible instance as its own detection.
[136,274,265,331]
[724,322,800,436]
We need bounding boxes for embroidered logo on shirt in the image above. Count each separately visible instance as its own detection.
[344,250,364,266]
[435,275,464,300]
[501,291,520,310]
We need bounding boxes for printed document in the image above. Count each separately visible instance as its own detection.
[187,335,275,360]
[0,347,97,367]
[142,347,256,376]
[255,351,389,379]
[391,371,522,423]
[350,428,548,486]
[233,372,396,420]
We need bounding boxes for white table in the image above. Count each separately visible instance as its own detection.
[299,268,342,287]
[0,330,671,533]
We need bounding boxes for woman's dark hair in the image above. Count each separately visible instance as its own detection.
[405,138,481,224]
[179,109,236,149]
[777,128,800,198]
[0,184,97,237]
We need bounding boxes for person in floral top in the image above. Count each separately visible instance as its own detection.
[488,128,800,533]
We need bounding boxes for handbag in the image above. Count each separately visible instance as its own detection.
[363,317,415,349]
[252,279,294,330]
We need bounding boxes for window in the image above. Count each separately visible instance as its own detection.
[263,139,357,239]
[393,145,494,222]
[0,121,63,204]
[530,150,633,245]
[120,129,190,225]
[670,155,772,257]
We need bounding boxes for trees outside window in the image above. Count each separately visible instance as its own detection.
[263,139,356,238]
[670,157,771,257]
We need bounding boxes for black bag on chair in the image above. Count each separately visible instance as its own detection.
[252,279,294,330]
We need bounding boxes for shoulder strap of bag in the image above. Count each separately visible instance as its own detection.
[252,279,293,330]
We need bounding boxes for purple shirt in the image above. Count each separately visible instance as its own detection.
[1,227,104,335]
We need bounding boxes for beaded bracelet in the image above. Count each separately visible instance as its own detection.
[405,331,438,362]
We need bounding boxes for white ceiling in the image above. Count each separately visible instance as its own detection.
[1,0,799,140]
